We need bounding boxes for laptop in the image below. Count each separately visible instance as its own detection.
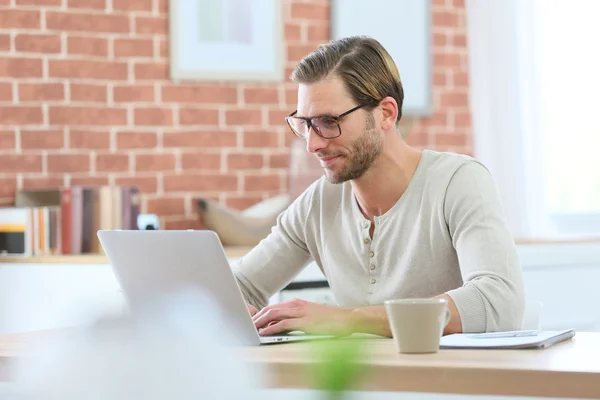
[97,229,332,346]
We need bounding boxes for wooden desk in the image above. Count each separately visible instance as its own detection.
[1,330,599,398]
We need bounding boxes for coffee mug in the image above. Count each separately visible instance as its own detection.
[384,298,451,354]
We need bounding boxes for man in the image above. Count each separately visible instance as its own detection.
[233,36,525,337]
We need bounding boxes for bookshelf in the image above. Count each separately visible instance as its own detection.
[0,246,253,264]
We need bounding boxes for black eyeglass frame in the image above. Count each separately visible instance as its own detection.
[285,100,376,140]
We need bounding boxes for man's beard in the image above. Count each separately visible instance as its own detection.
[321,114,382,184]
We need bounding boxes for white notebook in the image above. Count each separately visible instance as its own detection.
[440,329,576,349]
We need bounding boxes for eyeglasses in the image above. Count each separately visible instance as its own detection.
[285,100,375,140]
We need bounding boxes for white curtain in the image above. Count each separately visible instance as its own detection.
[465,0,550,239]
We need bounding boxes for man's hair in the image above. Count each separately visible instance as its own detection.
[291,36,404,123]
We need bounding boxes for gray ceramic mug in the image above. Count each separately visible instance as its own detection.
[384,298,451,354]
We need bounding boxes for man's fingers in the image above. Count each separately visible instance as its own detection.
[247,305,258,317]
[253,308,303,330]
[258,318,301,336]
[252,300,298,321]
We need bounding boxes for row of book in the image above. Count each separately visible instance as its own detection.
[0,186,140,256]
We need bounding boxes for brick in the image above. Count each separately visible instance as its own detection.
[0,178,17,199]
[163,130,236,148]
[147,197,185,216]
[181,152,221,170]
[435,133,468,147]
[433,33,448,47]
[113,0,152,11]
[115,176,157,193]
[159,39,168,58]
[451,33,467,47]
[0,10,40,29]
[433,72,448,86]
[22,176,64,189]
[136,16,167,35]
[134,107,172,126]
[113,85,154,102]
[0,82,12,101]
[49,60,127,80]
[405,131,429,147]
[17,0,62,5]
[0,131,15,150]
[224,195,263,210]
[433,11,459,28]
[440,92,469,108]
[226,109,262,126]
[422,111,448,129]
[134,62,168,80]
[291,3,329,20]
[287,44,318,62]
[454,111,472,128]
[0,34,9,51]
[0,155,42,173]
[244,174,281,192]
[227,153,264,170]
[452,71,469,87]
[15,34,61,54]
[269,153,290,169]
[135,154,175,172]
[0,107,43,125]
[116,131,157,149]
[164,219,204,230]
[47,12,128,33]
[114,38,154,58]
[96,154,128,172]
[307,25,329,41]
[67,0,106,9]
[70,176,109,186]
[50,106,127,126]
[243,87,279,105]
[19,83,64,101]
[71,83,108,103]
[47,154,89,173]
[243,130,280,148]
[67,36,108,57]
[285,88,298,106]
[21,130,64,150]
[162,85,237,104]
[69,130,110,149]
[434,52,461,68]
[164,174,238,192]
[285,23,302,41]
[0,58,43,78]
[157,0,168,13]
[268,109,290,127]
[179,108,219,126]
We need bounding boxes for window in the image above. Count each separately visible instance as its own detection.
[537,0,600,235]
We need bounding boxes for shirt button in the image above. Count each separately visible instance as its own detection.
[363,238,370,244]
[369,250,374,257]
[371,278,376,284]
[370,265,375,271]
[363,221,369,228]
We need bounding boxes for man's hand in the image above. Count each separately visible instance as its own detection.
[252,298,355,336]
[247,304,258,317]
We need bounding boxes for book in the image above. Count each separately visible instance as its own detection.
[440,329,576,349]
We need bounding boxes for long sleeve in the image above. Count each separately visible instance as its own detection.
[232,185,314,309]
[443,161,525,332]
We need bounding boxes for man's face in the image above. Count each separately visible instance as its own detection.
[296,77,382,184]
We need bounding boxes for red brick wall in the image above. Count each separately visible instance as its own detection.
[0,0,471,229]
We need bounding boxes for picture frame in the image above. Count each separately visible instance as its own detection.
[169,0,285,82]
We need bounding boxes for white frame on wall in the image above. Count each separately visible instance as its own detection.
[169,0,285,82]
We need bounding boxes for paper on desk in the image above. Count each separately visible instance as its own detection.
[440,329,575,349]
